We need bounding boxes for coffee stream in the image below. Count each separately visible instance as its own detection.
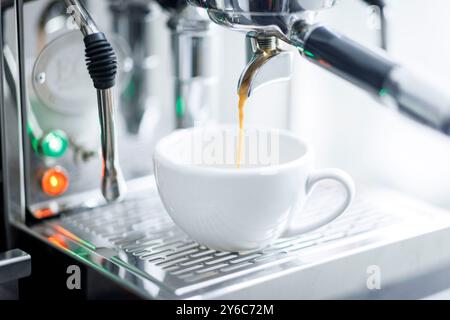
[236,92,247,168]
[236,51,275,168]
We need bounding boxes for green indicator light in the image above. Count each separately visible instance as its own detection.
[379,88,389,97]
[40,130,69,158]
[304,50,315,58]
[176,97,186,118]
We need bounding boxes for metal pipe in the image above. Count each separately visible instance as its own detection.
[64,0,99,36]
[109,0,160,134]
[97,88,125,201]
[167,5,218,128]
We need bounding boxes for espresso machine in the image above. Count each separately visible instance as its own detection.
[3,0,450,300]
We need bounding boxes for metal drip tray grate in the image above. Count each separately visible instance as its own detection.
[37,179,406,298]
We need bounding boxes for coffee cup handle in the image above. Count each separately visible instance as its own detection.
[282,168,355,237]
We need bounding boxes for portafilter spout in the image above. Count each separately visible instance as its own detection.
[65,0,126,202]
[238,35,293,99]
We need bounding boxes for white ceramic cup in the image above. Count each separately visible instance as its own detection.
[154,126,355,252]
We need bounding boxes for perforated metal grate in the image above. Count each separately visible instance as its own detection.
[54,182,401,293]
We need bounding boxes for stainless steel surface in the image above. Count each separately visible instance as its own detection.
[168,5,218,128]
[30,177,450,299]
[97,88,127,202]
[2,0,28,224]
[0,249,31,284]
[239,35,292,97]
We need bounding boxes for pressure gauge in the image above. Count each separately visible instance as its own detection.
[32,30,133,116]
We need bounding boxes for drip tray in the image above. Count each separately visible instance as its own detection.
[31,177,449,299]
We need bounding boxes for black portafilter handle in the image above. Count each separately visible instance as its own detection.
[83,32,118,90]
[303,26,394,94]
[301,25,450,136]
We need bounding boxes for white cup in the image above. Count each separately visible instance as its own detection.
[154,126,355,252]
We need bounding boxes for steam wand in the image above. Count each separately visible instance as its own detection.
[65,0,126,202]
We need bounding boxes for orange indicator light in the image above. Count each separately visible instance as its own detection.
[41,167,69,197]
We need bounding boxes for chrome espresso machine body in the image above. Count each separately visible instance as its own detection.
[3,0,450,300]
[0,0,220,298]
